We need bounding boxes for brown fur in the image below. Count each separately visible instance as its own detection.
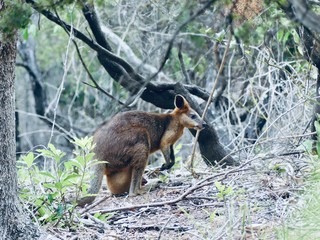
[77,95,205,206]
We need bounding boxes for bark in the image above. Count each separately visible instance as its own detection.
[0,32,39,239]
[17,38,46,116]
[297,27,320,141]
[287,0,320,33]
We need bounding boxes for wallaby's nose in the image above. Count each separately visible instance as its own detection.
[202,121,207,129]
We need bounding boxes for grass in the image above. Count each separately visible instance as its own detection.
[278,156,320,240]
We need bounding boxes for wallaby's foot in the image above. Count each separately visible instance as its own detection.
[77,195,96,207]
[128,179,161,197]
[160,162,174,171]
[141,179,161,193]
[141,177,148,186]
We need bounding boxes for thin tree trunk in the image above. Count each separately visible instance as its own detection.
[0,14,39,240]
[297,27,320,144]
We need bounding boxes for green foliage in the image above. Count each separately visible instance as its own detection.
[215,181,233,200]
[277,156,320,239]
[18,137,106,227]
[0,0,32,39]
[314,120,320,156]
[272,164,286,174]
[35,0,78,9]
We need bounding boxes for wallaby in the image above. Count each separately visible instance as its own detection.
[77,95,206,206]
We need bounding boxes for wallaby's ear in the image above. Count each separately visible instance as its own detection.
[174,95,186,109]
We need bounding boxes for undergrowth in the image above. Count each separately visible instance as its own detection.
[17,137,106,228]
[278,159,320,239]
[278,128,320,239]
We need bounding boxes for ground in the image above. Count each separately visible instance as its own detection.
[46,153,305,240]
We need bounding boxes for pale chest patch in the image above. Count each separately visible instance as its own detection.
[160,122,184,147]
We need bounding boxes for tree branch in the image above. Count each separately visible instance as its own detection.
[285,0,320,32]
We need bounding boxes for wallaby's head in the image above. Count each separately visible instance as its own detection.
[173,95,206,131]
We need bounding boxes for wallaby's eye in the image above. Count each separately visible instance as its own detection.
[190,114,197,120]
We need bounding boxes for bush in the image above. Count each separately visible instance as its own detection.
[18,137,102,227]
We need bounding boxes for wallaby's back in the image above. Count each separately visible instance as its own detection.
[94,111,173,164]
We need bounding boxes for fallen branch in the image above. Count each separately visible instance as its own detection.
[78,195,110,215]
[122,223,190,232]
[157,216,173,240]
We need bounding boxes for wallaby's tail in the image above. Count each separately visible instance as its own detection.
[77,163,105,207]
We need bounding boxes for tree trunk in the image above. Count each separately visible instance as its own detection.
[297,27,320,143]
[0,21,39,240]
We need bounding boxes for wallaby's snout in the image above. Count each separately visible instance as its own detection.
[193,118,206,131]
[185,107,206,131]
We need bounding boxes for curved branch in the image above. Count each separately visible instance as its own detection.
[286,0,320,32]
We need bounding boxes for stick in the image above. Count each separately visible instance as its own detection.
[189,31,233,176]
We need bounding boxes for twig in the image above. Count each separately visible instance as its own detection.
[178,42,191,84]
[85,213,110,229]
[122,223,190,232]
[124,0,218,106]
[73,42,126,107]
[147,0,218,82]
[189,31,233,176]
[158,216,173,240]
[79,195,110,215]
[53,7,127,107]
[16,110,79,140]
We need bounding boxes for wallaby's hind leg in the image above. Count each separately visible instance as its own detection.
[129,145,149,196]
[106,167,132,195]
[129,167,145,196]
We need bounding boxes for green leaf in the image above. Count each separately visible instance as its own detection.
[225,186,233,195]
[39,171,56,180]
[55,182,63,190]
[48,193,55,203]
[22,152,35,168]
[209,210,216,222]
[56,204,64,216]
[72,136,94,150]
[174,143,182,153]
[76,155,85,164]
[22,28,28,40]
[37,207,46,217]
[85,152,95,162]
[70,158,85,169]
[215,181,225,192]
[62,173,80,183]
[43,183,56,189]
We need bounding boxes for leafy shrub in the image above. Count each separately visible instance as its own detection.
[18,137,101,227]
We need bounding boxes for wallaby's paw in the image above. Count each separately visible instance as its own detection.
[142,179,161,192]
[128,182,158,197]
